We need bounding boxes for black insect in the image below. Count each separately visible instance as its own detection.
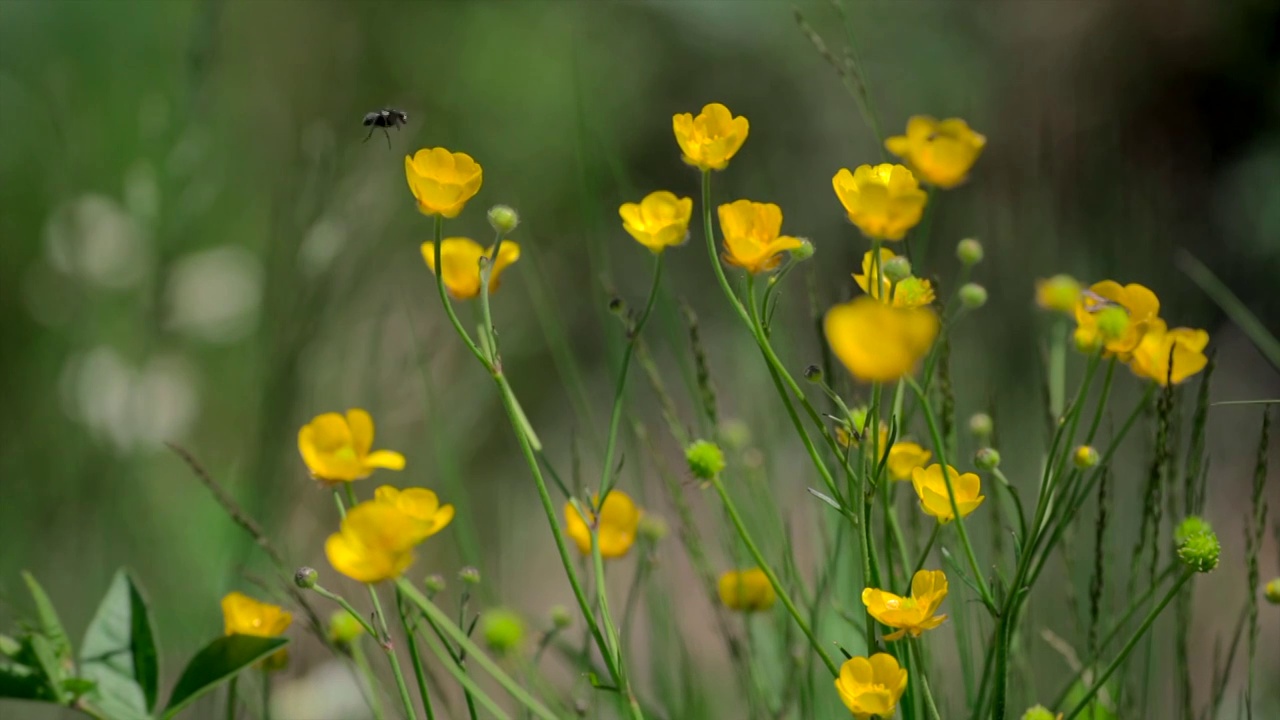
[362,108,409,147]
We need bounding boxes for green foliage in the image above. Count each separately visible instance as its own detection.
[79,570,160,717]
[161,636,287,719]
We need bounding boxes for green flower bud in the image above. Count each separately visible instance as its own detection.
[686,440,726,480]
[1072,445,1099,469]
[1095,306,1130,343]
[1175,516,1220,573]
[1174,516,1213,546]
[1265,578,1280,605]
[1020,705,1058,720]
[789,238,815,261]
[424,573,447,595]
[849,406,870,435]
[481,608,525,655]
[638,514,669,542]
[550,605,573,629]
[959,282,988,309]
[975,448,1001,471]
[294,567,318,589]
[968,412,993,438]
[487,205,520,234]
[459,567,481,585]
[882,256,913,283]
[328,609,365,645]
[803,364,822,382]
[956,237,984,266]
[719,419,751,451]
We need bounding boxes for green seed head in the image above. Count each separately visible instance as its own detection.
[487,205,520,234]
[481,608,525,655]
[686,440,726,480]
[956,237,984,266]
[959,282,988,309]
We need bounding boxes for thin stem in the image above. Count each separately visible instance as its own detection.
[431,215,492,370]
[710,474,840,676]
[415,626,512,720]
[586,519,645,720]
[225,676,238,720]
[1048,317,1067,421]
[700,169,751,326]
[261,671,272,720]
[312,583,379,638]
[350,641,389,720]
[397,588,437,720]
[910,638,942,720]
[909,523,942,585]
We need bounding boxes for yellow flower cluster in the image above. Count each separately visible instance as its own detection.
[912,464,986,524]
[221,591,292,670]
[325,485,454,584]
[564,490,642,559]
[717,568,776,612]
[862,570,949,640]
[298,409,405,484]
[835,653,908,719]
[854,248,935,308]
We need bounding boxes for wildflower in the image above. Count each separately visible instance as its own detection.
[1036,275,1082,314]
[325,500,424,583]
[717,568,776,612]
[1073,445,1099,469]
[790,239,815,261]
[911,464,985,523]
[481,608,525,655]
[638,515,669,542]
[672,103,749,171]
[685,440,726,480]
[825,297,939,382]
[853,248,935,308]
[1127,319,1209,386]
[975,448,1001,471]
[222,592,292,669]
[1073,281,1159,357]
[1174,516,1220,573]
[298,409,405,483]
[619,191,693,253]
[487,205,520,234]
[832,164,928,241]
[956,237,984,266]
[861,569,948,640]
[1021,706,1062,720]
[421,237,521,300]
[374,486,454,542]
[887,441,932,481]
[885,115,986,189]
[564,490,642,558]
[717,200,804,273]
[834,653,908,719]
[1265,578,1280,605]
[959,282,988,309]
[404,147,483,218]
[328,609,365,645]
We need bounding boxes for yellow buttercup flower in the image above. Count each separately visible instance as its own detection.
[832,164,928,241]
[717,568,776,612]
[1127,319,1209,386]
[854,248,935,308]
[887,441,932,481]
[672,103,749,171]
[421,237,521,300]
[222,592,292,637]
[834,653,908,720]
[325,500,423,583]
[1073,281,1159,357]
[298,409,405,483]
[564,490,642,559]
[404,147,483,218]
[861,569,948,641]
[825,297,939,383]
[911,464,985,524]
[1036,274,1082,314]
[619,191,693,253]
[885,116,986,189]
[717,200,804,273]
[374,486,455,542]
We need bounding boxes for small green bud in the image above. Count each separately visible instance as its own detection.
[638,514,669,542]
[487,205,520,234]
[1265,578,1280,605]
[968,412,993,438]
[459,567,481,585]
[294,567,318,589]
[789,238,815,261]
[975,448,1001,471]
[1072,445,1099,470]
[1095,306,1130,343]
[550,605,573,629]
[1020,706,1058,720]
[1174,516,1214,546]
[803,364,822,382]
[719,419,751,451]
[959,282,988,309]
[882,256,913,283]
[1175,516,1220,573]
[424,573,447,595]
[686,440,726,480]
[328,609,365,645]
[481,608,525,655]
[956,237,984,266]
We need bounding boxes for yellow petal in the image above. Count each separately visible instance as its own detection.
[346,408,374,456]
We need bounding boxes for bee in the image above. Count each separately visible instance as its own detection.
[362,108,409,147]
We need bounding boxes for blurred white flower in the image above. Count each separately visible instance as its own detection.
[270,659,373,720]
[62,347,199,453]
[43,194,149,289]
[299,217,347,276]
[164,245,263,343]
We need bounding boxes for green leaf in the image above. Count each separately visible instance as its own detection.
[28,634,65,701]
[0,657,55,702]
[21,571,73,670]
[162,635,287,719]
[79,570,161,715]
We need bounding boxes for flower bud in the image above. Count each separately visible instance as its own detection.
[424,574,447,595]
[459,567,481,585]
[956,237,984,266]
[685,440,726,480]
[638,515,669,542]
[294,567,318,589]
[1020,706,1058,720]
[1175,516,1220,573]
[959,283,988,309]
[789,238,815,261]
[1036,274,1081,314]
[1072,445,1099,470]
[1265,578,1280,605]
[975,448,1001,471]
[1095,306,1130,343]
[968,412,993,439]
[803,364,822,382]
[882,256,913,283]
[328,609,365,645]
[719,419,751,451]
[1174,516,1213,546]
[487,205,520,234]
[550,605,573,629]
[481,608,525,655]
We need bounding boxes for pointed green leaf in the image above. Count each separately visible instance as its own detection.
[21,571,73,670]
[28,634,65,701]
[80,570,160,715]
[162,635,287,719]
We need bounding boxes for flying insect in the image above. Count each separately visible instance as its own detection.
[363,108,409,147]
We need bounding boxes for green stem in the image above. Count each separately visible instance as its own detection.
[1048,317,1067,420]
[910,639,942,720]
[709,474,840,676]
[397,588,437,720]
[312,583,379,638]
[225,676,238,720]
[415,626,511,720]
[581,499,644,720]
[909,523,942,586]
[350,642,388,720]
[431,215,492,371]
[1063,571,1194,720]
[260,671,272,720]
[477,226,505,364]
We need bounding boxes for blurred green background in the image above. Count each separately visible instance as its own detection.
[2,0,1278,718]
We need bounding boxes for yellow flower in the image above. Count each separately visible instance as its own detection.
[716,200,804,274]
[885,116,986,189]
[717,568,776,612]
[834,653,908,720]
[619,191,693,253]
[421,237,521,300]
[404,147,483,218]
[861,569,948,641]
[825,296,939,383]
[325,500,425,583]
[887,441,932,481]
[298,409,405,483]
[564,490,642,558]
[222,592,292,637]
[1127,319,1209,386]
[832,164,928,241]
[374,486,455,542]
[672,103,749,171]
[911,464,985,524]
[1036,274,1082,314]
[1072,281,1159,357]
[853,248,935,308]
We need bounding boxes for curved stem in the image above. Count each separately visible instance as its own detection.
[909,523,942,586]
[431,215,492,371]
